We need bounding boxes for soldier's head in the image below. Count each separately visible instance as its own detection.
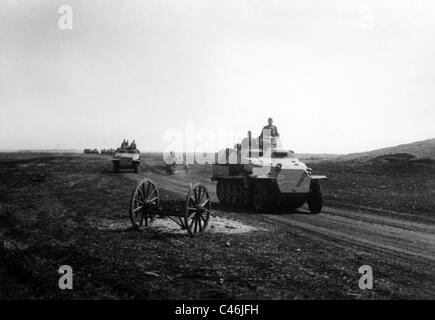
[268,117,273,125]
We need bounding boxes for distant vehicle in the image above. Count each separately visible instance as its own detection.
[163,151,188,175]
[112,149,140,173]
[101,148,116,156]
[211,132,327,212]
[84,148,99,154]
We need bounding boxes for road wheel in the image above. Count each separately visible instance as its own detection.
[253,182,272,211]
[223,182,232,204]
[235,183,244,206]
[308,182,323,214]
[216,181,225,204]
[241,184,253,208]
[113,162,119,173]
[230,182,239,205]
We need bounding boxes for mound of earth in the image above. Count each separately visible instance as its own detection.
[338,138,435,162]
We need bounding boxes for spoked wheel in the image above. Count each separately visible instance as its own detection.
[184,183,211,237]
[129,178,160,230]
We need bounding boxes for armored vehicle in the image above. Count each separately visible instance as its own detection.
[211,134,327,212]
[112,149,140,173]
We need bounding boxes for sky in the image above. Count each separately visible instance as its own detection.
[1,0,434,154]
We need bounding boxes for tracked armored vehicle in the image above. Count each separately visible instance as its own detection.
[211,133,327,212]
[112,149,140,173]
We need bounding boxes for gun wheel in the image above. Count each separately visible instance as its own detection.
[130,178,159,230]
[185,184,211,237]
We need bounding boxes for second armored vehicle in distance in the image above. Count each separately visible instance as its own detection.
[112,149,141,173]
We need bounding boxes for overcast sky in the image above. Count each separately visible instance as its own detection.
[1,0,434,153]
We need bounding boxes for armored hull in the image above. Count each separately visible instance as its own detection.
[211,148,327,212]
[112,150,140,173]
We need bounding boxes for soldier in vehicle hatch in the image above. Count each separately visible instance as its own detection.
[260,117,279,138]
[120,139,127,150]
[130,140,137,150]
[259,117,280,151]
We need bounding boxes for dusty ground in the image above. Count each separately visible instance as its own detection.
[0,152,434,299]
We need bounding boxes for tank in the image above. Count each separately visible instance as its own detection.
[211,133,327,212]
[112,149,140,173]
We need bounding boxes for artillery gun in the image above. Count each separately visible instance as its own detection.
[129,177,211,236]
[211,132,327,212]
